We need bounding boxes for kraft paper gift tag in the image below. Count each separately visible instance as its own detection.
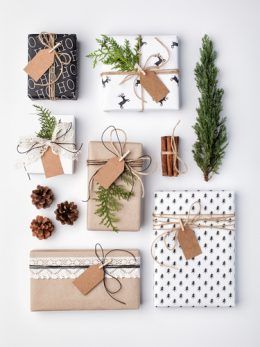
[24,49,55,81]
[41,147,64,178]
[140,70,169,103]
[87,141,142,231]
[30,249,141,311]
[73,264,105,295]
[94,157,125,189]
[177,225,202,260]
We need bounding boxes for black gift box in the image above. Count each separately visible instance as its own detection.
[27,34,78,100]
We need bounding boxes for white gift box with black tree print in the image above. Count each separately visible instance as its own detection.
[153,190,235,307]
[100,35,179,111]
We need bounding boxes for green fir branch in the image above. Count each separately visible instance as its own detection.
[192,35,228,181]
[87,35,142,71]
[34,105,56,140]
[94,170,134,232]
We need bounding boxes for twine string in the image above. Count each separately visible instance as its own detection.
[87,126,152,200]
[34,33,71,100]
[17,122,82,180]
[94,243,137,305]
[17,122,82,156]
[100,36,179,111]
[151,201,235,269]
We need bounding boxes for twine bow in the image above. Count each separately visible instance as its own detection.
[161,120,188,176]
[95,243,137,305]
[35,33,71,100]
[151,201,235,269]
[17,121,82,169]
[101,36,179,111]
[87,125,152,199]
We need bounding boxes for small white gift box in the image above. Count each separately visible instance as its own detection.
[19,115,76,176]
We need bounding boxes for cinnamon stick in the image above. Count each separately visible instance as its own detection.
[172,136,179,177]
[161,135,180,177]
[161,136,168,176]
[166,136,173,176]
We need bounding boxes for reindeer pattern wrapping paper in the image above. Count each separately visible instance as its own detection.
[100,35,179,111]
[153,190,235,307]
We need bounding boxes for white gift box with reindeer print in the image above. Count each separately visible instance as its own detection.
[100,35,179,111]
[152,190,235,307]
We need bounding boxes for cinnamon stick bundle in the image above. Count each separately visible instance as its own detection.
[161,136,179,176]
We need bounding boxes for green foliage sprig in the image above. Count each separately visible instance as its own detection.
[87,35,142,71]
[34,105,56,140]
[192,35,228,181]
[95,170,134,231]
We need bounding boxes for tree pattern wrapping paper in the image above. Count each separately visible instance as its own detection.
[153,190,235,307]
[100,35,179,111]
[27,34,78,100]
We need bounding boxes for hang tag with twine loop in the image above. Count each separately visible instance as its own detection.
[94,154,128,189]
[41,147,64,178]
[177,219,202,260]
[73,262,108,295]
[139,68,169,103]
[94,127,131,189]
[24,41,61,81]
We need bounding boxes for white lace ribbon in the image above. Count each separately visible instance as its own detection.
[30,256,141,280]
[17,121,81,168]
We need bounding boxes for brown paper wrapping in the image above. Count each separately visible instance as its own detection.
[87,141,142,231]
[30,249,140,311]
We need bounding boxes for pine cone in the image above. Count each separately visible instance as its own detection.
[30,216,54,240]
[31,185,54,209]
[55,201,79,225]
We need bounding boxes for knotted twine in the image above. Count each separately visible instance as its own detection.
[94,243,138,305]
[101,36,179,111]
[34,33,71,100]
[17,121,83,171]
[87,125,152,199]
[151,201,235,269]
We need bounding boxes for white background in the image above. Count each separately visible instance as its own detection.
[0,0,259,346]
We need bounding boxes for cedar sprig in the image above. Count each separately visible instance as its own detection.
[192,35,228,181]
[34,105,56,140]
[94,170,134,231]
[95,184,133,232]
[87,35,142,71]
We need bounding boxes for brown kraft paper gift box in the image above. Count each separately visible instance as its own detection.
[30,249,141,311]
[87,141,143,231]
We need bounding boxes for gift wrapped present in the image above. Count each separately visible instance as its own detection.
[24,33,78,100]
[17,106,82,178]
[88,35,179,111]
[30,245,141,311]
[152,190,235,307]
[87,126,151,232]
